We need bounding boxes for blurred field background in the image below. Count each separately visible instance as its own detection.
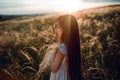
[0,4,120,80]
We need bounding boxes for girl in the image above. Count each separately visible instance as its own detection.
[50,14,82,80]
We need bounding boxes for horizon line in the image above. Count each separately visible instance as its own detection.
[0,3,120,15]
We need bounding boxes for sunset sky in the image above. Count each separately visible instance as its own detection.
[0,0,120,15]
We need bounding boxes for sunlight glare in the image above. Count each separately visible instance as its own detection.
[57,0,82,13]
[23,0,85,13]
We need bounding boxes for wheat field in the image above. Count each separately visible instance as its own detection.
[0,5,120,80]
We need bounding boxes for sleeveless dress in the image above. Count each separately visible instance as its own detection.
[50,43,68,80]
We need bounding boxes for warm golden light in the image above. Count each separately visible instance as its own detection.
[23,0,86,13]
[56,0,82,13]
[1,0,119,14]
[21,0,115,14]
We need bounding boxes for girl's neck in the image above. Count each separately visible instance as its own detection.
[57,40,62,45]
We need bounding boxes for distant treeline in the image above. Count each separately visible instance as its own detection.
[0,15,25,21]
[0,13,52,22]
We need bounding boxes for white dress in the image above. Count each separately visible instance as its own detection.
[50,43,68,80]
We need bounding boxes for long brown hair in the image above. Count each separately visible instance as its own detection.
[57,14,82,80]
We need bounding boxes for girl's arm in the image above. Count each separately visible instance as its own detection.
[51,49,64,73]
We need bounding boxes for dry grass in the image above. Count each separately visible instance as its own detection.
[0,4,120,80]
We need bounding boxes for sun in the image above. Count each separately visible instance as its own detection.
[23,0,84,13]
[59,0,82,13]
